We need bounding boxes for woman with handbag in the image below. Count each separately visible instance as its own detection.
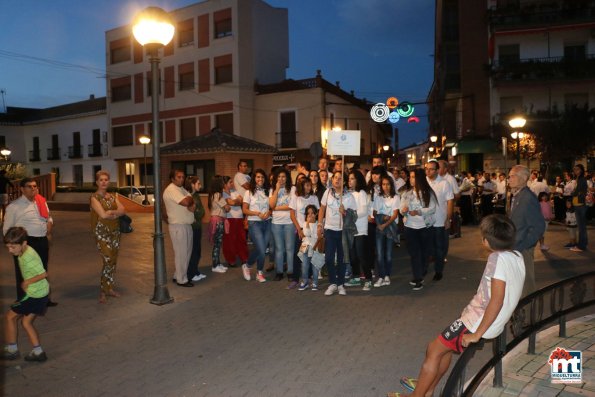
[318,171,356,296]
[90,170,126,303]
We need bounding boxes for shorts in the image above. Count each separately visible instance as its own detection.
[11,296,48,316]
[0,193,8,205]
[438,319,470,353]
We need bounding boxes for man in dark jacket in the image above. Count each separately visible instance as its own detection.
[508,165,545,296]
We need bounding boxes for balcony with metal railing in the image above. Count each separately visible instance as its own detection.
[489,2,595,30]
[88,144,105,157]
[490,54,595,84]
[47,147,61,160]
[68,145,83,159]
[275,131,297,149]
[29,150,41,162]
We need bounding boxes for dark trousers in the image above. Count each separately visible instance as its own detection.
[429,227,447,274]
[187,226,202,280]
[15,235,49,300]
[481,194,494,217]
[553,196,566,221]
[324,229,345,286]
[349,235,372,280]
[575,205,589,250]
[459,195,473,225]
[405,227,431,281]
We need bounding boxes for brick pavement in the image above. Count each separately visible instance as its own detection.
[0,212,593,397]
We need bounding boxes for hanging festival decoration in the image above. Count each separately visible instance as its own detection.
[370,97,415,123]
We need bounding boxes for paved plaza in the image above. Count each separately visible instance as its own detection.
[0,211,593,397]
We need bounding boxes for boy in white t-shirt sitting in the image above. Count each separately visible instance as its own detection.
[391,214,525,397]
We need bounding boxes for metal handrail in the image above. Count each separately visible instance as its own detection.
[441,271,595,396]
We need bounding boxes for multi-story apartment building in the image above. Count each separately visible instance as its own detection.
[254,71,390,163]
[429,0,595,173]
[105,0,289,185]
[0,96,113,186]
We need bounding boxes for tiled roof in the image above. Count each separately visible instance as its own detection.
[0,97,106,125]
[161,129,277,155]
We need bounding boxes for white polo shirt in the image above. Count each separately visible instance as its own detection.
[163,183,194,225]
[427,175,454,227]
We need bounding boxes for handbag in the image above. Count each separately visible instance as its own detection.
[119,214,133,233]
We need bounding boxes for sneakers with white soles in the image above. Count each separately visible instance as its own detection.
[338,285,347,295]
[374,278,385,287]
[324,284,338,296]
[241,264,251,281]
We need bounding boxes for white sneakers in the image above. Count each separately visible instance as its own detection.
[212,264,228,273]
[324,284,338,296]
[374,276,390,287]
[191,274,207,282]
[241,263,251,281]
[324,284,346,296]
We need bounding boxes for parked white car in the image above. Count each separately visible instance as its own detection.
[117,186,155,205]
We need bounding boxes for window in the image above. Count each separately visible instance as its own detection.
[178,62,195,91]
[172,160,215,191]
[180,118,197,140]
[498,44,520,65]
[111,76,132,102]
[177,19,194,47]
[110,38,131,64]
[279,111,296,148]
[113,125,134,147]
[214,55,232,84]
[564,44,586,61]
[215,113,233,134]
[214,8,232,38]
[0,135,5,148]
[500,96,523,115]
[33,168,40,176]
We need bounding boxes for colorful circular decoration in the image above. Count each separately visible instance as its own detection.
[386,97,399,109]
[370,103,390,122]
[407,116,420,123]
[397,102,414,118]
[388,111,400,124]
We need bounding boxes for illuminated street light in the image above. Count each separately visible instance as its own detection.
[138,135,151,205]
[430,135,438,143]
[133,6,175,306]
[509,116,527,165]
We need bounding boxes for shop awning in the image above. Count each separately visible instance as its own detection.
[454,139,499,154]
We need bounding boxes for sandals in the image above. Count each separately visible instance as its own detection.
[400,376,417,392]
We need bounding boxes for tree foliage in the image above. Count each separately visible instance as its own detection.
[530,105,595,163]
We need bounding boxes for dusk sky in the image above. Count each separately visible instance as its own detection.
[0,0,435,147]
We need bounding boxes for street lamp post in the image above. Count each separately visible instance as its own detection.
[133,7,175,305]
[139,135,151,205]
[0,148,11,161]
[508,116,526,165]
[430,135,438,156]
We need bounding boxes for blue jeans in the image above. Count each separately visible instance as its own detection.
[300,252,319,285]
[271,223,296,274]
[248,220,271,271]
[575,205,589,250]
[187,226,202,279]
[375,232,394,278]
[324,229,345,286]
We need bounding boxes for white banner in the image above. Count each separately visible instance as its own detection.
[327,130,361,156]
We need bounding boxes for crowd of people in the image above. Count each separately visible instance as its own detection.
[0,156,591,367]
[157,156,460,296]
